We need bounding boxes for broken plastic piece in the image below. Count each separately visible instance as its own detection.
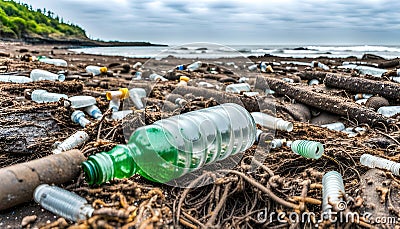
[34,184,94,222]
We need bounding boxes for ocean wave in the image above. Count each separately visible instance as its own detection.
[306,45,400,52]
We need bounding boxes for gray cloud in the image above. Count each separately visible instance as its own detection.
[22,0,400,44]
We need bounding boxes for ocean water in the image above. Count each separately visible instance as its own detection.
[70,44,400,59]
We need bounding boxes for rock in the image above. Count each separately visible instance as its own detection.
[0,51,10,57]
[19,48,29,53]
[361,53,385,60]
[365,96,390,111]
[219,77,238,83]
[21,215,37,227]
[108,62,120,68]
[121,63,131,73]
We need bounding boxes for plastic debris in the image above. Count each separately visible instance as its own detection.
[354,93,373,101]
[377,106,400,117]
[27,89,68,103]
[30,69,65,82]
[0,75,33,83]
[34,184,94,222]
[225,83,251,94]
[360,154,400,176]
[82,103,256,184]
[66,96,97,108]
[308,79,320,86]
[149,73,168,81]
[251,112,293,132]
[84,105,103,120]
[111,110,133,120]
[53,131,89,154]
[85,65,107,76]
[291,140,324,159]
[321,122,345,131]
[186,61,202,72]
[322,171,345,217]
[38,58,67,67]
[129,88,147,109]
[311,61,330,70]
[71,110,91,127]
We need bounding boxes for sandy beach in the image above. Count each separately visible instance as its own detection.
[1,41,400,228]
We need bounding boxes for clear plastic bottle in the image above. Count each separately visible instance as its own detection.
[311,61,330,70]
[84,105,103,120]
[377,106,400,117]
[248,64,258,71]
[0,75,33,83]
[321,122,345,131]
[111,110,133,120]
[291,140,324,159]
[250,112,293,132]
[30,89,68,103]
[129,88,146,109]
[34,184,94,222]
[53,131,89,154]
[149,73,168,81]
[71,111,91,127]
[30,69,65,82]
[66,96,97,109]
[39,58,68,67]
[186,61,202,72]
[133,71,142,80]
[82,103,256,184]
[360,154,400,176]
[225,83,251,94]
[322,171,345,216]
[85,66,107,76]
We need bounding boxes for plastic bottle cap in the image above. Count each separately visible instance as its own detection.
[119,88,129,99]
[58,74,66,82]
[100,67,108,73]
[179,76,190,82]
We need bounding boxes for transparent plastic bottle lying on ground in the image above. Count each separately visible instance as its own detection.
[85,66,107,76]
[311,61,330,70]
[225,83,251,94]
[39,58,68,67]
[29,89,68,103]
[82,103,256,184]
[186,61,202,71]
[30,69,65,82]
[321,122,345,131]
[34,184,94,222]
[53,131,89,154]
[250,112,293,132]
[0,75,33,83]
[360,154,400,176]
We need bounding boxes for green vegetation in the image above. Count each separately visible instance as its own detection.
[0,0,87,40]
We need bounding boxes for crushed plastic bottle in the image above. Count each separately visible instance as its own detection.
[66,96,97,109]
[28,89,68,103]
[0,75,33,83]
[30,69,65,82]
[291,140,324,159]
[84,105,103,120]
[187,61,202,72]
[85,65,108,76]
[225,83,251,94]
[71,111,91,127]
[360,154,400,176]
[311,61,330,70]
[129,88,146,109]
[39,58,68,67]
[82,103,256,184]
[149,73,168,81]
[251,112,293,132]
[377,106,400,117]
[321,122,345,131]
[53,131,89,154]
[354,94,373,101]
[110,110,133,120]
[322,171,345,217]
[34,184,94,222]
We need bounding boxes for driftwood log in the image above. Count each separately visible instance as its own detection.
[324,73,400,100]
[263,77,389,125]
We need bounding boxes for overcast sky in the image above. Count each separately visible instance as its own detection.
[22,0,400,45]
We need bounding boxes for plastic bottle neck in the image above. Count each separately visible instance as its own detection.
[82,145,138,185]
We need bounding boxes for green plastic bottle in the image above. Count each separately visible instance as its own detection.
[82,103,256,184]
